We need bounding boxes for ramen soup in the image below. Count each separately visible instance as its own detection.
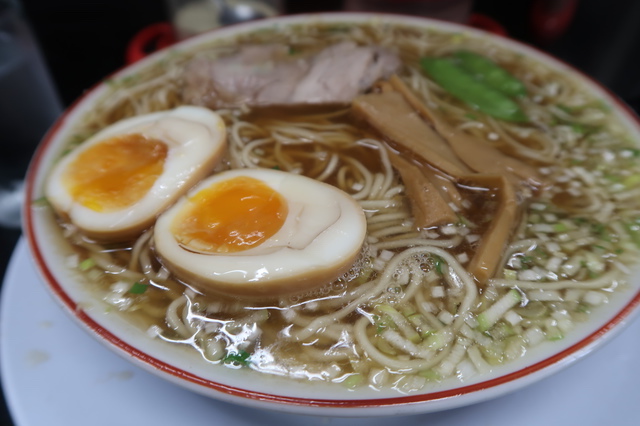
[40,22,640,393]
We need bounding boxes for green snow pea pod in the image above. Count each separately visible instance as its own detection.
[420,57,528,122]
[454,50,527,97]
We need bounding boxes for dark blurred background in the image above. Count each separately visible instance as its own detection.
[2,0,640,424]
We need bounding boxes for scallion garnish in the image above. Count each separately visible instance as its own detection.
[433,255,444,275]
[223,350,251,366]
[31,196,50,207]
[78,258,96,271]
[128,282,149,295]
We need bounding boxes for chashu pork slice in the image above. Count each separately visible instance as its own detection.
[182,42,401,109]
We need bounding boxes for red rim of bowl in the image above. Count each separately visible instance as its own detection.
[22,12,640,411]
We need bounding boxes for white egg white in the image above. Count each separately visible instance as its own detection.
[46,106,227,241]
[154,168,367,298]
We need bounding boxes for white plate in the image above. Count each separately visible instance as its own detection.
[2,237,639,426]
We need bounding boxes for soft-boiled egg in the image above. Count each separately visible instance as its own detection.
[46,106,227,241]
[153,168,367,298]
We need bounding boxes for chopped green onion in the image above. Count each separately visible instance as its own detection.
[570,123,586,134]
[557,104,573,114]
[545,325,564,341]
[353,266,374,285]
[128,282,149,295]
[457,215,473,227]
[503,269,517,280]
[78,258,95,271]
[375,304,421,343]
[424,328,453,350]
[433,255,444,275]
[623,174,640,188]
[374,313,396,334]
[476,289,522,332]
[223,350,251,366]
[400,305,417,317]
[119,74,140,86]
[515,300,548,318]
[342,373,364,388]
[31,196,50,207]
[553,223,569,232]
[418,369,441,381]
[624,222,640,248]
[486,321,515,340]
[627,148,640,158]
[576,303,591,314]
[533,247,549,259]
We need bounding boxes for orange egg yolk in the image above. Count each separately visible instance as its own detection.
[171,176,288,253]
[62,134,168,212]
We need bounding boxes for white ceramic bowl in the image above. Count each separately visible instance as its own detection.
[24,12,640,417]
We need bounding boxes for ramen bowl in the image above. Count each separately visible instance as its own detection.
[24,12,640,417]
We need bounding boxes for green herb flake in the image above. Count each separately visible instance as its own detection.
[353,266,374,285]
[576,304,591,314]
[433,255,444,275]
[520,255,534,265]
[418,369,441,381]
[78,258,96,271]
[31,196,50,207]
[375,314,396,334]
[571,123,586,134]
[535,249,549,260]
[342,373,364,388]
[223,350,251,366]
[604,174,623,183]
[128,282,149,295]
[553,223,569,232]
[624,174,640,188]
[547,333,565,341]
[119,74,140,86]
[557,104,574,114]
[595,100,611,112]
[457,215,472,227]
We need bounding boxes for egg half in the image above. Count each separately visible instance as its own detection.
[153,168,367,298]
[46,106,227,241]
